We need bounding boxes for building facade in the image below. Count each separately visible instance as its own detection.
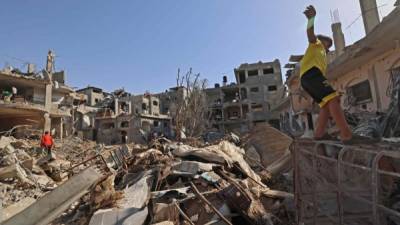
[0,51,76,139]
[205,59,285,133]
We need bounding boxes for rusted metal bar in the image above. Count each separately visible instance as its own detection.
[311,143,319,225]
[217,171,252,204]
[291,142,302,224]
[173,201,195,225]
[62,154,103,174]
[178,189,219,203]
[189,182,233,225]
[295,139,400,224]
[371,151,384,225]
[232,164,267,188]
[337,146,347,225]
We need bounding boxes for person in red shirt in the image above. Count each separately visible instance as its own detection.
[40,131,54,155]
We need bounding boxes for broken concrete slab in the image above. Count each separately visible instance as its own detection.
[3,167,102,225]
[170,144,226,164]
[4,144,16,154]
[32,174,56,188]
[170,141,261,183]
[1,197,36,222]
[244,123,293,168]
[245,145,262,168]
[118,170,154,209]
[0,164,34,186]
[200,171,221,184]
[172,160,214,175]
[88,207,148,225]
[37,158,71,182]
[0,136,15,149]
[151,187,190,201]
[0,164,20,180]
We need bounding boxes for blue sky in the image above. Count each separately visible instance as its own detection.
[0,0,396,94]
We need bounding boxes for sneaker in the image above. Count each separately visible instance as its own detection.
[342,134,380,145]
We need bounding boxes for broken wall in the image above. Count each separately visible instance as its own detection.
[332,48,400,112]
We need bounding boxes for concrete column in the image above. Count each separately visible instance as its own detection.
[127,102,132,114]
[369,65,382,111]
[148,96,152,115]
[114,98,119,115]
[44,84,52,111]
[331,22,346,56]
[44,113,51,132]
[60,118,64,140]
[359,0,380,34]
[43,82,53,133]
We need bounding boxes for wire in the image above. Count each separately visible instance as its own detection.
[345,3,388,31]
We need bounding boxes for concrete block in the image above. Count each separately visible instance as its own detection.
[3,167,102,225]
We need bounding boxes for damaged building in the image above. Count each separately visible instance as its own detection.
[132,93,172,140]
[0,51,76,139]
[205,59,285,133]
[75,87,172,145]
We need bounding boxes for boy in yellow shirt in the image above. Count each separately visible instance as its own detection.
[301,5,377,144]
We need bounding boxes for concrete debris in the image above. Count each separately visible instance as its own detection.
[1,124,295,225]
[152,203,179,224]
[0,136,16,149]
[118,171,154,209]
[1,197,36,222]
[242,123,293,169]
[245,145,262,168]
[3,167,103,225]
[88,207,148,225]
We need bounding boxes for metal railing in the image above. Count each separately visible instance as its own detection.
[292,139,400,225]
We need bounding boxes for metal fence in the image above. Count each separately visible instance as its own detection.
[292,139,400,225]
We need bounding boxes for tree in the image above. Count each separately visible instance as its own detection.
[172,68,208,139]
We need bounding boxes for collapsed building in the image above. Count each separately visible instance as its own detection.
[205,60,286,133]
[75,87,173,145]
[0,51,77,139]
[132,93,172,139]
[0,122,295,225]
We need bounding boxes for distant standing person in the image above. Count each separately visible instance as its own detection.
[300,5,376,144]
[41,131,54,155]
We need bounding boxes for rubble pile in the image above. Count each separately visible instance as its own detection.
[52,128,294,225]
[0,135,104,222]
[2,124,295,225]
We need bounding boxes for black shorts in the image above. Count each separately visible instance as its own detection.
[300,67,338,107]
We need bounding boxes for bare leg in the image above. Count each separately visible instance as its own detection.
[314,105,330,138]
[327,97,352,140]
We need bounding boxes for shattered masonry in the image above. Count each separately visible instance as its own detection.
[1,124,295,225]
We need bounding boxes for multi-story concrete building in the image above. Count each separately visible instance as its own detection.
[0,51,75,139]
[76,86,105,107]
[132,93,171,139]
[205,59,285,133]
[94,91,135,145]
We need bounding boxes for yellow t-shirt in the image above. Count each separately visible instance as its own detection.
[300,39,327,77]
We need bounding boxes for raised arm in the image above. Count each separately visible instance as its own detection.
[304,5,317,43]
